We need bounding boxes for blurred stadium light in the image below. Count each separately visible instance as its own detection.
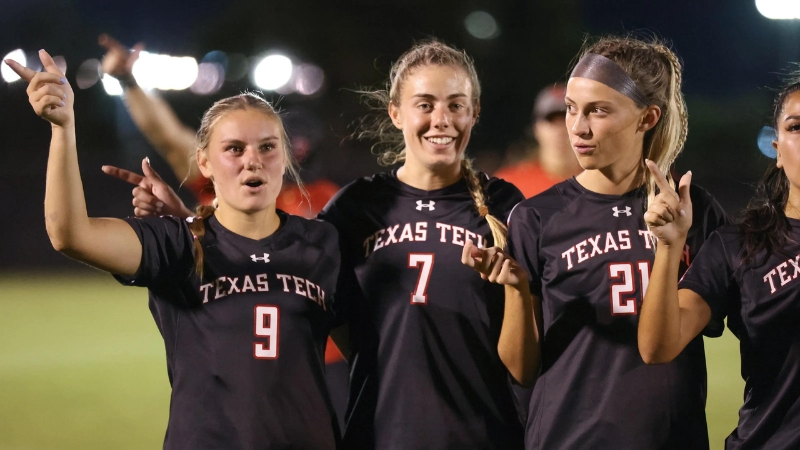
[253,54,293,90]
[131,51,199,91]
[1,49,26,82]
[101,74,123,96]
[294,63,325,96]
[76,59,102,90]
[756,0,800,19]
[464,11,500,39]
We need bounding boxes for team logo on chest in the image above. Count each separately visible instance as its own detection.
[612,206,632,217]
[251,253,270,263]
[416,200,435,211]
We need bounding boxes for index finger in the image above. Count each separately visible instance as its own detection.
[645,159,674,195]
[38,50,64,77]
[3,59,36,82]
[98,33,125,51]
[102,165,144,186]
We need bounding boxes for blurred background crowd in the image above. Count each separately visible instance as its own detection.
[1,0,799,448]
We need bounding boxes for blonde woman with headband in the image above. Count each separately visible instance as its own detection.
[465,36,727,449]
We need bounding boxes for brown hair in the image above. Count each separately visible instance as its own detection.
[357,39,507,248]
[188,92,303,278]
[578,36,688,214]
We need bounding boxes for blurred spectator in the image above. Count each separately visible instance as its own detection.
[495,83,581,198]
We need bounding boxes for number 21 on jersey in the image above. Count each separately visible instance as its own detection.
[608,262,650,315]
[254,305,279,359]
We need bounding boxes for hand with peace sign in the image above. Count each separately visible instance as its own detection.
[644,159,693,247]
[102,158,194,218]
[4,50,73,127]
[461,239,529,291]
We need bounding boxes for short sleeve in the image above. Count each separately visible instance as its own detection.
[113,216,196,295]
[678,230,733,337]
[507,203,544,299]
[318,192,361,328]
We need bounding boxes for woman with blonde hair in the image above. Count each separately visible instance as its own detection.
[465,36,728,449]
[5,52,341,450]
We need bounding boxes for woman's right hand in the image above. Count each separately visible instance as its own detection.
[102,158,194,218]
[98,34,143,80]
[4,50,74,128]
[461,239,529,292]
[644,159,693,247]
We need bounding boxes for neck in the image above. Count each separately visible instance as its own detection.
[786,185,800,220]
[214,203,281,240]
[397,159,462,191]
[575,157,645,195]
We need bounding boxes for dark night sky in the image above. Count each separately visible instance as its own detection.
[1,0,798,269]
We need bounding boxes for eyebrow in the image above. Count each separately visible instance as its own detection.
[220,136,279,143]
[784,115,800,122]
[564,96,611,106]
[412,93,469,100]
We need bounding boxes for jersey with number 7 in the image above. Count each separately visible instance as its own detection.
[319,170,525,450]
[508,178,727,450]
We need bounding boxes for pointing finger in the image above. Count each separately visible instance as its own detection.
[461,239,475,267]
[101,165,144,186]
[38,50,64,77]
[645,159,675,198]
[4,59,36,82]
[142,157,165,182]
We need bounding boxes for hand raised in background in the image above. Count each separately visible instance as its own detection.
[102,158,194,218]
[5,50,74,127]
[644,159,693,247]
[98,33,143,80]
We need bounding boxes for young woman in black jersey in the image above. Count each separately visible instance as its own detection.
[466,36,728,449]
[317,39,526,450]
[640,75,800,449]
[5,52,341,450]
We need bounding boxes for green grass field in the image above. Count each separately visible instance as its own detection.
[0,272,744,450]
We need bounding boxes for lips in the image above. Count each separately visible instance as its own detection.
[425,136,455,145]
[574,144,595,155]
[243,177,265,188]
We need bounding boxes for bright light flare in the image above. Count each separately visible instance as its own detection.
[465,11,500,39]
[756,0,800,19]
[294,64,325,96]
[131,51,198,91]
[253,54,293,90]
[190,62,225,95]
[2,49,26,82]
[101,75,123,96]
[76,59,101,89]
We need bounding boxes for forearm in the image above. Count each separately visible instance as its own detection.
[45,124,90,251]
[638,240,686,363]
[498,284,541,387]
[123,86,195,180]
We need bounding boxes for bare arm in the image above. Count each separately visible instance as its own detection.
[638,160,711,364]
[99,34,197,181]
[7,51,142,276]
[462,239,541,386]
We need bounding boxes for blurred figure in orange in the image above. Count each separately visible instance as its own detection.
[495,84,582,198]
[97,33,347,426]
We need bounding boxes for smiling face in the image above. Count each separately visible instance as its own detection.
[565,77,660,173]
[388,64,479,173]
[775,90,800,194]
[197,108,286,214]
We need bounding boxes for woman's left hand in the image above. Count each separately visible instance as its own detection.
[461,239,529,291]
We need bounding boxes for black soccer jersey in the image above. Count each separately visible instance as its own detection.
[508,178,727,450]
[318,170,526,450]
[680,221,800,449]
[115,212,341,450]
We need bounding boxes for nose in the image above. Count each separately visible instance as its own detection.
[570,113,590,137]
[245,147,262,170]
[431,106,451,130]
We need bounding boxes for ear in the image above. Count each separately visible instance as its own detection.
[638,105,662,133]
[388,102,403,130]
[197,149,212,179]
[472,101,481,125]
[775,140,783,168]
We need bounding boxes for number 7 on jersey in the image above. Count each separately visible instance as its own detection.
[408,253,435,304]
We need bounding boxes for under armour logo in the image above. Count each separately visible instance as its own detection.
[416,200,435,211]
[250,253,270,263]
[612,206,632,217]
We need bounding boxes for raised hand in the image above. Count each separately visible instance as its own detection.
[461,239,529,291]
[5,50,74,127]
[644,159,693,246]
[102,158,193,218]
[98,33,143,80]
